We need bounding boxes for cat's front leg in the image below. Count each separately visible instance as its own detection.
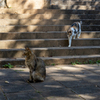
[27,70,33,83]
[68,36,72,47]
[73,35,76,39]
[77,30,81,38]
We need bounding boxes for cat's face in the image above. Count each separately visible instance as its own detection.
[23,47,31,57]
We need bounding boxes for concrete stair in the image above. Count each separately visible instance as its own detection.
[0,19,100,25]
[0,7,100,66]
[0,9,100,14]
[0,55,100,65]
[50,0,100,10]
[0,25,100,32]
[0,14,100,19]
[0,38,100,49]
[0,32,100,40]
[0,46,100,58]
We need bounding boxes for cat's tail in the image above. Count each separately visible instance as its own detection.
[78,21,82,30]
[80,21,82,25]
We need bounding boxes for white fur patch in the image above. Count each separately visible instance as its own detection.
[32,71,35,78]
[67,21,82,47]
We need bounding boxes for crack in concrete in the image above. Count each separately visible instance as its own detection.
[0,86,8,100]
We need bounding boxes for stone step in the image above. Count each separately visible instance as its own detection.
[80,31,100,38]
[0,9,100,14]
[0,19,100,25]
[0,14,100,19]
[0,7,100,67]
[0,38,100,49]
[68,0,99,2]
[0,31,99,40]
[50,0,100,10]
[67,1,99,5]
[51,0,100,5]
[0,55,100,65]
[58,0,100,1]
[50,5,100,10]
[0,46,100,58]
[0,25,100,32]
[4,5,100,10]
[43,55,100,65]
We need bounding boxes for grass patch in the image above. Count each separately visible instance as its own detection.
[51,63,55,66]
[71,60,82,65]
[71,60,100,65]
[2,63,14,68]
[35,90,41,93]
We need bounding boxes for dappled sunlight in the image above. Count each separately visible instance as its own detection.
[0,0,100,99]
[80,31,99,38]
[44,85,62,88]
[7,0,45,9]
[76,64,98,69]
[13,68,29,72]
[0,66,100,100]
[0,72,6,76]
[53,64,100,81]
[80,94,96,100]
[13,51,23,58]
[57,65,83,72]
[47,65,87,79]
[36,50,48,57]
[50,0,100,10]
[75,64,100,75]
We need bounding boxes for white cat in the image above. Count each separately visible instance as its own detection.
[67,21,82,47]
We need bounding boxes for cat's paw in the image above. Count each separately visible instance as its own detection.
[68,45,71,47]
[77,36,79,38]
[27,79,33,83]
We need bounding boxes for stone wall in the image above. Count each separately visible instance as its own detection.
[1,0,100,9]
[50,0,70,9]
[6,0,50,9]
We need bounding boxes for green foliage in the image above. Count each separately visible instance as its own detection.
[71,60,82,65]
[88,60,94,64]
[71,62,76,65]
[84,61,88,64]
[96,60,100,66]
[71,60,100,65]
[51,63,55,66]
[35,90,41,93]
[75,60,82,64]
[3,63,14,68]
[96,60,100,63]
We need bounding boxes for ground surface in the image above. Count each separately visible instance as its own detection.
[0,64,100,100]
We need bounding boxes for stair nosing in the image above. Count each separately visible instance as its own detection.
[0,38,100,41]
[1,19,100,20]
[1,25,100,26]
[0,46,100,51]
[41,55,100,60]
[0,55,100,61]
[0,31,99,34]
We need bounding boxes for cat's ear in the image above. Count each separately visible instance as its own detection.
[28,48,31,52]
[25,47,30,50]
[27,48,32,53]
